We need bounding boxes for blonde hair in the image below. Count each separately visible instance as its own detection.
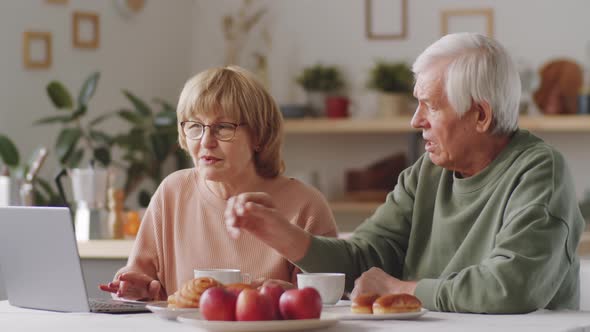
[177,66,284,178]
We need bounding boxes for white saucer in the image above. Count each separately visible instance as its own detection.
[145,301,199,320]
[177,312,339,332]
[336,308,428,320]
[323,300,351,308]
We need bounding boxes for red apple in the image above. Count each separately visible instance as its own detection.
[225,283,253,297]
[279,287,322,320]
[199,287,238,321]
[236,288,275,321]
[259,282,286,319]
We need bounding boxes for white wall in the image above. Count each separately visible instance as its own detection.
[191,0,590,204]
[1,0,589,209]
[0,0,193,179]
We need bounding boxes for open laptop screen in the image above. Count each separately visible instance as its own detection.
[0,206,146,313]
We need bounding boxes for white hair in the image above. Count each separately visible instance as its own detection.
[412,33,521,135]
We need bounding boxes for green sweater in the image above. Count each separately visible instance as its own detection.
[297,130,584,313]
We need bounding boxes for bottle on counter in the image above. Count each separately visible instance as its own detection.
[124,210,141,239]
[107,188,125,239]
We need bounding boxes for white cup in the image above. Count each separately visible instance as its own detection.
[193,268,251,285]
[297,273,345,305]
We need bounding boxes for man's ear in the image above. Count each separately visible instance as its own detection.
[473,101,493,133]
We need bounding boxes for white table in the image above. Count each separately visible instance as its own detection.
[1,301,590,332]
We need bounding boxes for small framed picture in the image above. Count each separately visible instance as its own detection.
[23,31,52,69]
[72,11,100,49]
[365,0,408,40]
[441,8,494,38]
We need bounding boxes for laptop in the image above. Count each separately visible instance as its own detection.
[0,206,148,313]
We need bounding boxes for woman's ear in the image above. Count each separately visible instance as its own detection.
[474,101,493,133]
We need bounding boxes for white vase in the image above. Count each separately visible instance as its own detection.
[378,92,409,117]
[307,91,326,117]
[0,176,19,206]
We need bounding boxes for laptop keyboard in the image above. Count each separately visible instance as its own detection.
[89,298,149,313]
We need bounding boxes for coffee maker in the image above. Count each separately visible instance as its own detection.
[56,166,109,241]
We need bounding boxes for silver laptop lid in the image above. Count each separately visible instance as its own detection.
[0,207,91,312]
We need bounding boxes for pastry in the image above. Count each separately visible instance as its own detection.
[224,282,253,294]
[351,293,379,314]
[372,293,422,314]
[167,277,222,308]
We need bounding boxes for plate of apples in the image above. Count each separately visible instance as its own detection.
[177,283,339,332]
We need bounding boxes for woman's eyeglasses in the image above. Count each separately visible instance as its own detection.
[180,121,244,141]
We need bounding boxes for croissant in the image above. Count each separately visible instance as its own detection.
[167,277,222,308]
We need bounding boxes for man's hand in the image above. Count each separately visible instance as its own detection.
[350,267,417,299]
[224,192,311,262]
[224,192,283,239]
[251,278,296,290]
[98,271,163,301]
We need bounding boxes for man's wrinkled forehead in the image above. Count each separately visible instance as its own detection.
[414,70,444,100]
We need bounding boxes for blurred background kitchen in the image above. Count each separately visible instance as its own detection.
[1,0,590,300]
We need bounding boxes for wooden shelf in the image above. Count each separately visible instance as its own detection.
[284,117,415,134]
[330,201,382,213]
[519,115,590,132]
[284,115,590,134]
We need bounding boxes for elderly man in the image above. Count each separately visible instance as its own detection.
[224,33,585,313]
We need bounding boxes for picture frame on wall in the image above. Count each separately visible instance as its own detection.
[72,11,100,49]
[23,31,52,69]
[365,0,408,40]
[441,8,494,38]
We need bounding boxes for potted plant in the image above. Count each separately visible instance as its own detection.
[296,64,345,117]
[0,134,19,173]
[0,134,19,205]
[35,72,113,168]
[33,73,189,208]
[0,134,62,206]
[367,61,414,117]
[107,92,190,207]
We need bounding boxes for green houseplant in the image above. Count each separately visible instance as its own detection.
[108,92,190,207]
[0,134,19,172]
[0,134,62,206]
[34,72,189,208]
[296,64,345,116]
[35,72,112,168]
[296,64,345,92]
[367,61,414,117]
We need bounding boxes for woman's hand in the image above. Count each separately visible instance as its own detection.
[224,192,312,262]
[350,267,417,299]
[98,271,163,301]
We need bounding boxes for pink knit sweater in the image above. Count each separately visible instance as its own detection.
[119,169,338,297]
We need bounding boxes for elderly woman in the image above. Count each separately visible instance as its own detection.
[100,66,337,301]
[225,33,585,313]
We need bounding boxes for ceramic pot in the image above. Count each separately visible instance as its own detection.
[307,91,326,117]
[325,96,349,118]
[378,92,409,117]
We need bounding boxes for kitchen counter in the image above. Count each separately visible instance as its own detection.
[77,231,590,259]
[77,239,135,259]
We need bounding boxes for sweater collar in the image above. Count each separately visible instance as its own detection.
[452,129,534,194]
